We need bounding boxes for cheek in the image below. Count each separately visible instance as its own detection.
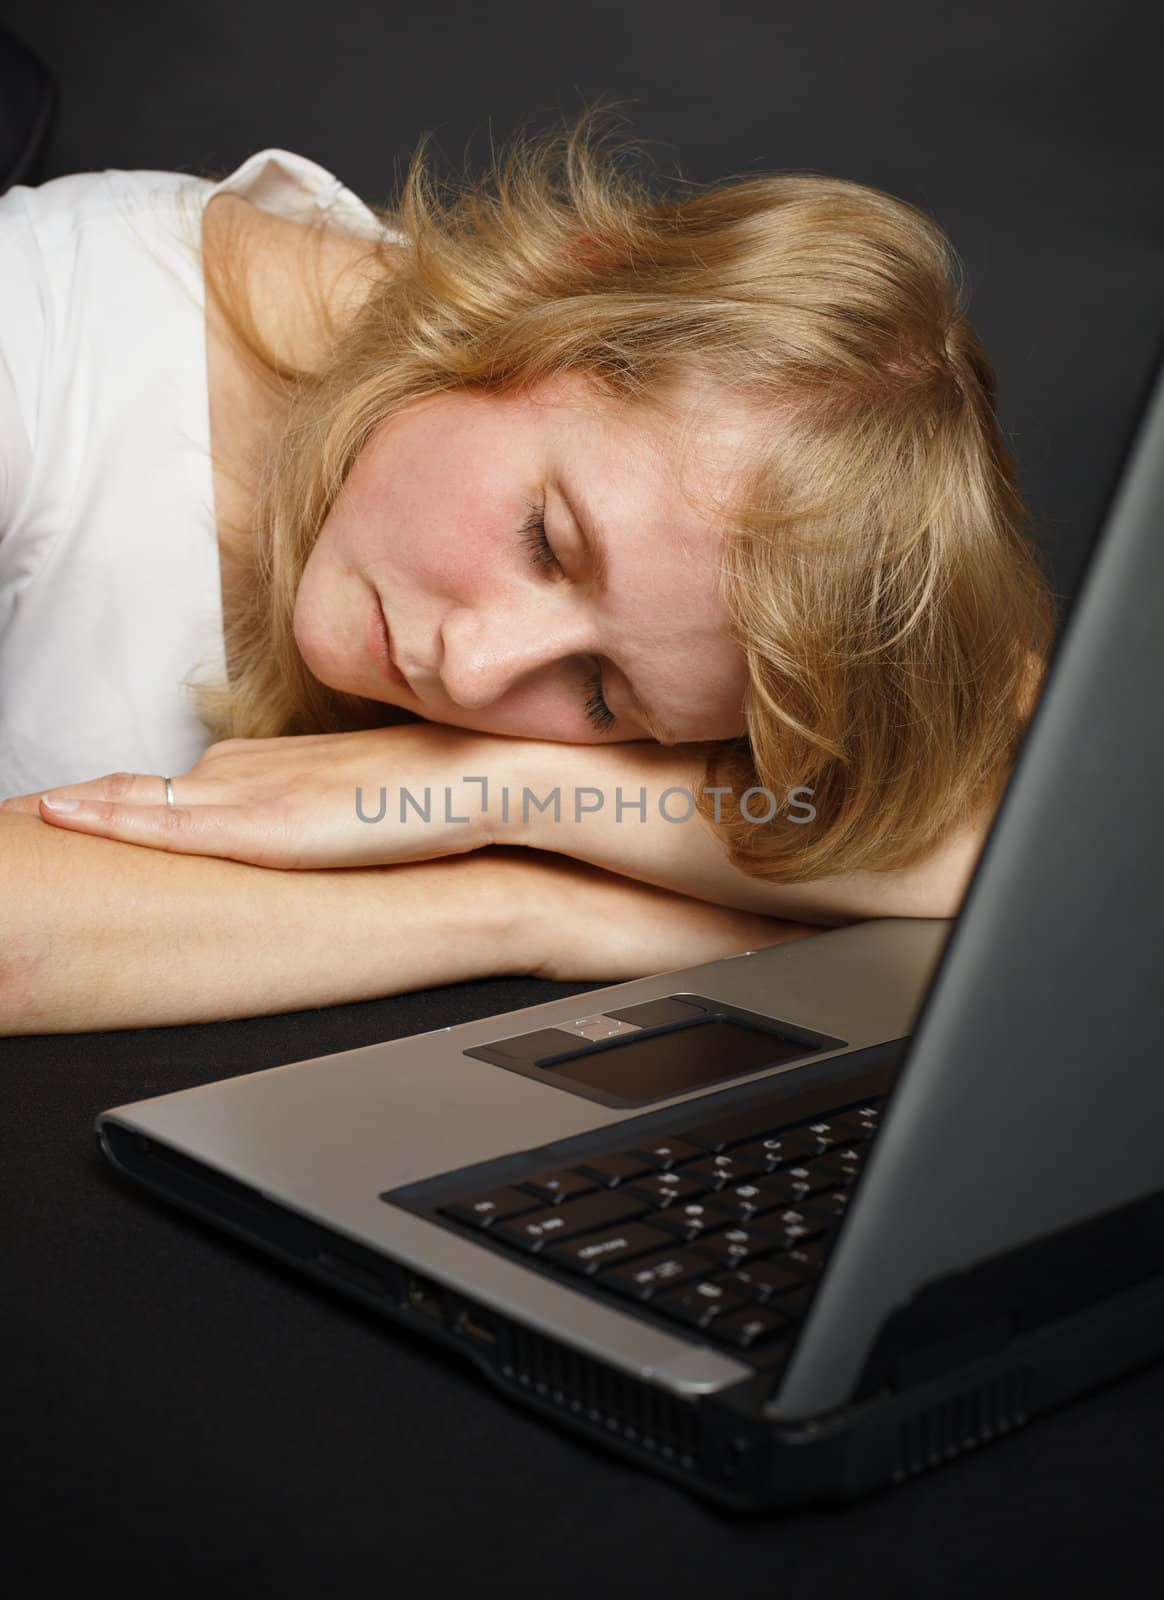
[353,470,495,598]
[290,550,339,676]
[290,532,376,694]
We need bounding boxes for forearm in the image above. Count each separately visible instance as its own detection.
[498,739,987,924]
[0,813,527,1035]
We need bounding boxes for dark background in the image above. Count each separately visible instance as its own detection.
[3,1,1163,1591]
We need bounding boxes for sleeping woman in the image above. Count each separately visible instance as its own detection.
[0,107,1055,1034]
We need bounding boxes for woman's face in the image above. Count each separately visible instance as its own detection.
[293,371,755,746]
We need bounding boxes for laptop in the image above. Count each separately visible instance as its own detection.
[95,339,1164,1512]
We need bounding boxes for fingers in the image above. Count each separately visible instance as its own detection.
[34,796,262,862]
[2,771,173,816]
[0,794,43,815]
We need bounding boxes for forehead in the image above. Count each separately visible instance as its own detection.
[526,371,757,742]
[531,370,759,549]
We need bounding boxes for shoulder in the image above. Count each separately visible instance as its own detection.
[203,188,300,257]
[0,190,46,531]
[203,189,398,373]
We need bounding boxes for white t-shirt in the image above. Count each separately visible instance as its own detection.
[0,147,403,795]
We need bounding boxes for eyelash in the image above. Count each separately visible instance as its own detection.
[519,499,616,734]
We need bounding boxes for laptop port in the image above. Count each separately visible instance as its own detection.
[315,1250,389,1301]
[404,1273,445,1322]
[454,1307,498,1347]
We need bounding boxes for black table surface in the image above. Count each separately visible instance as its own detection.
[5,977,1163,1594]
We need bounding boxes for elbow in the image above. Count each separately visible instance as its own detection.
[893,814,992,921]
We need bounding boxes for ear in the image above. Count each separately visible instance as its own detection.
[1017,647,1047,721]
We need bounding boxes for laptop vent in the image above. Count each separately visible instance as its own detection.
[505,1325,699,1470]
[893,1366,1034,1481]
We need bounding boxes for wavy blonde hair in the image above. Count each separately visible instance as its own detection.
[178,104,1057,882]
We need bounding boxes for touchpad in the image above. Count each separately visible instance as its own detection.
[463,994,845,1109]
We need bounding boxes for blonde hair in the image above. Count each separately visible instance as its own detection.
[183,104,1057,882]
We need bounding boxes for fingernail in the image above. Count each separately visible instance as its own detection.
[41,798,81,813]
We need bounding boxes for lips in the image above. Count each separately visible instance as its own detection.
[369,588,407,689]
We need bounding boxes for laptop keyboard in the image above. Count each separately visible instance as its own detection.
[431,1091,885,1376]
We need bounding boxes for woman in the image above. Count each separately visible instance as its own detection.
[0,108,1055,1033]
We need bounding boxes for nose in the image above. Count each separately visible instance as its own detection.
[438,599,597,710]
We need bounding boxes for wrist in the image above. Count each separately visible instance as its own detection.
[468,844,548,975]
[474,736,564,851]
[478,737,694,853]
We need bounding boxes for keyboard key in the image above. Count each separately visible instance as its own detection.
[682,1104,821,1155]
[680,1151,766,1189]
[543,1221,674,1276]
[770,1284,817,1322]
[604,1247,711,1301]
[821,1113,878,1144]
[784,1240,832,1275]
[710,1191,829,1239]
[809,1147,866,1186]
[727,1256,817,1299]
[623,1137,706,1170]
[689,1224,786,1267]
[571,1153,652,1187]
[518,1169,600,1205]
[714,1162,832,1208]
[732,1138,819,1175]
[620,1171,707,1208]
[706,1302,792,1351]
[439,1186,543,1229]
[794,1192,850,1229]
[650,1201,721,1241]
[652,1277,752,1330]
[492,1190,647,1252]
[780,1161,844,1197]
[800,1118,855,1151]
[752,1207,829,1247]
[703,1178,809,1222]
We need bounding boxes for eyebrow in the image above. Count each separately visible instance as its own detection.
[561,479,682,748]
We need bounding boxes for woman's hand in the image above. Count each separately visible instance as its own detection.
[0,724,523,870]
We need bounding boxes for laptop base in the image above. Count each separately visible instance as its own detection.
[98,1120,1164,1512]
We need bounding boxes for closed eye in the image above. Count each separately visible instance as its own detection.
[518,499,562,573]
[518,498,616,734]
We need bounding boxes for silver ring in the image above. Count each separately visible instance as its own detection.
[163,776,176,808]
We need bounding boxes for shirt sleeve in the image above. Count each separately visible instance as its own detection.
[0,337,35,544]
[0,186,47,547]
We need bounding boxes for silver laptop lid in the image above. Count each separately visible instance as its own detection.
[771,341,1164,1420]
